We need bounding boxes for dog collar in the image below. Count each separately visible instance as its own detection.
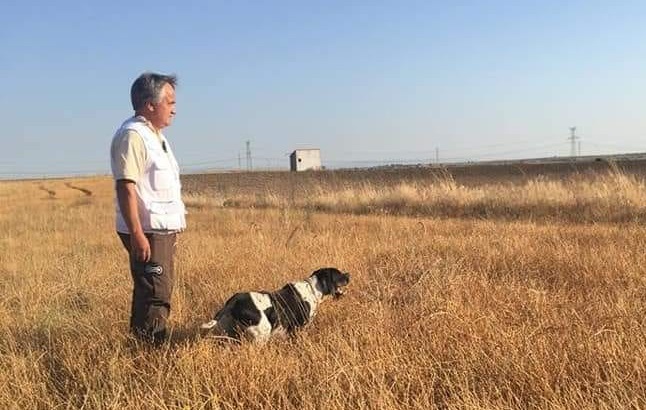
[306,278,320,300]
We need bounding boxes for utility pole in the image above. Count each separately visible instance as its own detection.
[435,147,439,164]
[238,152,241,170]
[569,127,579,157]
[246,140,252,171]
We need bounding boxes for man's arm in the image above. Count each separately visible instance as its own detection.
[116,180,150,262]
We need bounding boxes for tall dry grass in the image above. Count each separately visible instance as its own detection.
[1,170,646,409]
[188,168,646,223]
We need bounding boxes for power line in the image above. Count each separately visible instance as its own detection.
[4,138,646,178]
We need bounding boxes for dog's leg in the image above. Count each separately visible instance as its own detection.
[271,326,289,341]
[245,316,272,344]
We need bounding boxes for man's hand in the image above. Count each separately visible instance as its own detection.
[131,231,151,262]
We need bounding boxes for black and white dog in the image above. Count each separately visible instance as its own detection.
[201,267,350,343]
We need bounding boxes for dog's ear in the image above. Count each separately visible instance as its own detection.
[312,268,335,295]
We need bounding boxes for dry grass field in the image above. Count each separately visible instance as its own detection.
[2,165,646,409]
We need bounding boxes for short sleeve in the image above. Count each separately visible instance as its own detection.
[110,129,147,182]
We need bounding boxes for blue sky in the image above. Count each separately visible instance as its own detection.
[2,0,646,177]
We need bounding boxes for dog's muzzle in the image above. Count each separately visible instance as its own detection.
[333,273,351,298]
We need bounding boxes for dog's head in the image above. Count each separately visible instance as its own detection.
[312,267,351,298]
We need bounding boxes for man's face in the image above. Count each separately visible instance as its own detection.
[147,83,176,130]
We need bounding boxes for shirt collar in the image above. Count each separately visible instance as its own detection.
[133,115,161,136]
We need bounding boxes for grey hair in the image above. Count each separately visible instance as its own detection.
[130,72,177,111]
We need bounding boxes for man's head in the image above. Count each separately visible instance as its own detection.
[131,72,177,130]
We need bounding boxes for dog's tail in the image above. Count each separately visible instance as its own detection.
[201,320,218,330]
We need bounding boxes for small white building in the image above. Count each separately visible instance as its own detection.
[290,149,322,172]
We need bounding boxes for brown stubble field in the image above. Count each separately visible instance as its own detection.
[2,162,646,409]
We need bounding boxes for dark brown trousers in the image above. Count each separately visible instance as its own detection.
[118,232,176,345]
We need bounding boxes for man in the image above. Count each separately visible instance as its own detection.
[110,72,186,346]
